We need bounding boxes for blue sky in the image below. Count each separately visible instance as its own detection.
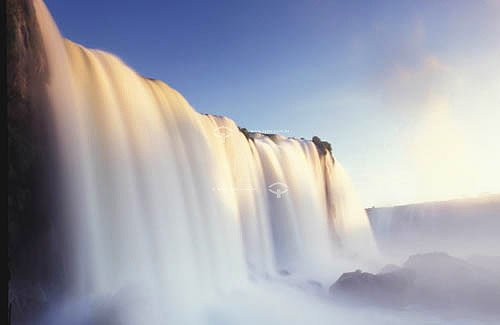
[45,0,500,207]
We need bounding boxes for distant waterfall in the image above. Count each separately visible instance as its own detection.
[33,0,376,323]
[367,196,500,256]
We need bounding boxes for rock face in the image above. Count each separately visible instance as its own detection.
[312,136,333,156]
[8,1,63,323]
[329,268,415,306]
[329,253,500,315]
[8,0,50,264]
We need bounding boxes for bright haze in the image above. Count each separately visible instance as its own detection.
[45,0,500,207]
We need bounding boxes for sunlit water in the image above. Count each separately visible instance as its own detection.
[30,1,496,324]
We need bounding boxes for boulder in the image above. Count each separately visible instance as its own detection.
[329,252,500,315]
[279,270,291,276]
[329,268,415,306]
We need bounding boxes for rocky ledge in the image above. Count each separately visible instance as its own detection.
[329,252,500,315]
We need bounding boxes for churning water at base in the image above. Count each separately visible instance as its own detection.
[32,1,384,323]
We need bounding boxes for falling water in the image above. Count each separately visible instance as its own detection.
[367,196,500,256]
[33,1,377,323]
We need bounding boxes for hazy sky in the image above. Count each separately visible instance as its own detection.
[45,0,500,207]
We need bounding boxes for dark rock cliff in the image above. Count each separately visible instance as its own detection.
[7,0,64,322]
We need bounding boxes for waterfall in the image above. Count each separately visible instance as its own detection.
[32,0,376,323]
[367,196,500,256]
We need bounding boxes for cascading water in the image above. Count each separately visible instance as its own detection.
[32,0,377,323]
[367,196,500,256]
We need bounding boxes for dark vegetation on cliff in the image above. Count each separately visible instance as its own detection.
[238,127,252,141]
[238,127,334,159]
[312,136,332,156]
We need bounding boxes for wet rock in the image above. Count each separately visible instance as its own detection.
[329,268,415,306]
[279,270,291,276]
[329,253,500,315]
[8,1,64,323]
